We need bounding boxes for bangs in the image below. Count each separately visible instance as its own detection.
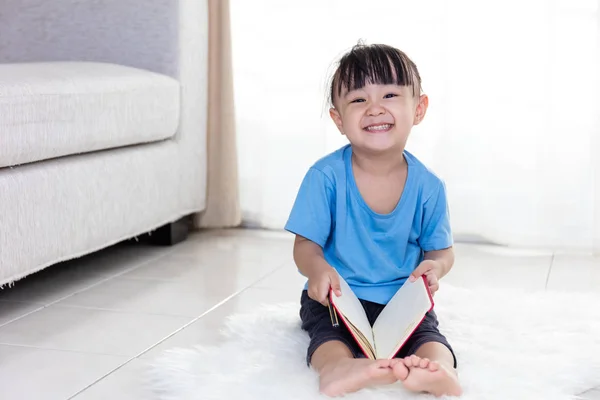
[329,44,422,106]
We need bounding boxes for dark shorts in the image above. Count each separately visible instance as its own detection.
[299,290,457,368]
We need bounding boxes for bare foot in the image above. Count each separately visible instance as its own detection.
[401,355,462,397]
[390,358,410,381]
[319,358,397,397]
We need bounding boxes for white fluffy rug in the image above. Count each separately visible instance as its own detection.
[147,285,600,400]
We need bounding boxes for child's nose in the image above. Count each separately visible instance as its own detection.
[366,102,385,116]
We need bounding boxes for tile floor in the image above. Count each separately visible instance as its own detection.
[0,229,598,399]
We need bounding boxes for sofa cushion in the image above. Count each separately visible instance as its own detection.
[0,62,180,168]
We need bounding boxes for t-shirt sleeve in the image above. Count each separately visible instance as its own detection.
[419,180,453,251]
[284,167,335,248]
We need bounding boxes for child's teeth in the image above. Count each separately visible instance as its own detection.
[367,124,390,131]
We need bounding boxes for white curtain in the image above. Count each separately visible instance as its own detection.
[230,0,600,252]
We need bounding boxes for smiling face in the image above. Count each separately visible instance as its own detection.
[328,44,428,155]
[330,83,428,154]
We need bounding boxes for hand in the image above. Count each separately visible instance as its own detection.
[409,260,441,295]
[307,266,342,306]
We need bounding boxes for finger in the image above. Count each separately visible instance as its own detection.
[425,269,438,277]
[428,275,439,290]
[410,263,432,282]
[320,282,333,305]
[424,270,438,283]
[429,282,440,293]
[330,272,342,297]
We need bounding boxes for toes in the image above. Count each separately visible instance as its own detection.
[375,359,393,369]
[428,361,440,372]
[392,361,410,381]
[410,355,421,367]
[404,355,423,368]
[419,357,430,369]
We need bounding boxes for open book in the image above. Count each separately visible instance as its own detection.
[328,273,434,360]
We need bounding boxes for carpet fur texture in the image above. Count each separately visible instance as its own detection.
[147,285,600,399]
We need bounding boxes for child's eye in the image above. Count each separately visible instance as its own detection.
[350,98,365,103]
[384,93,398,99]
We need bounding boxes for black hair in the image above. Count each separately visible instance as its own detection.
[328,43,422,107]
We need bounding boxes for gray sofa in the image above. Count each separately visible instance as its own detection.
[0,0,208,286]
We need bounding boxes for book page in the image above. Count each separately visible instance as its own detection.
[343,318,376,359]
[329,273,375,355]
[372,276,433,359]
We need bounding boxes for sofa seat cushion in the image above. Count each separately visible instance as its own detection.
[0,62,180,168]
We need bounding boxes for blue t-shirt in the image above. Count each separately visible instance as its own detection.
[284,144,453,305]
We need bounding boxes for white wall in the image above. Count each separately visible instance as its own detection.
[231,0,600,252]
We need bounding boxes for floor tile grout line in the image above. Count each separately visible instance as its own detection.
[0,299,45,304]
[247,260,291,287]
[0,305,47,330]
[67,262,291,398]
[34,303,200,318]
[7,260,292,320]
[108,262,289,283]
[0,247,181,330]
[545,253,555,290]
[0,260,289,360]
[0,342,132,358]
[4,301,200,318]
[66,286,254,400]
[0,234,291,397]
